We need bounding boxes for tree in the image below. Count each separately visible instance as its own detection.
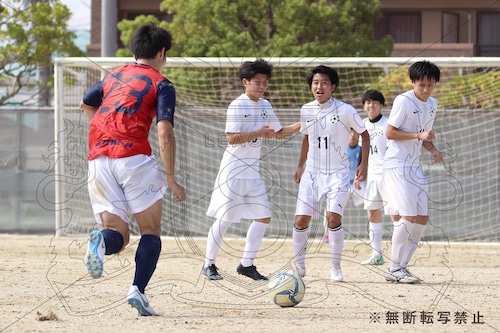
[160,0,393,57]
[0,0,81,106]
[116,0,392,58]
[116,15,168,57]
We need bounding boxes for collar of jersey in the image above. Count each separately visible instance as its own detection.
[369,113,383,123]
[316,97,335,110]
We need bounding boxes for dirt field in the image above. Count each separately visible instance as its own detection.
[0,234,499,333]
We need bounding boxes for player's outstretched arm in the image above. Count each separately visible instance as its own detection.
[274,122,300,140]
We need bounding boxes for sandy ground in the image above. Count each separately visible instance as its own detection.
[0,234,499,333]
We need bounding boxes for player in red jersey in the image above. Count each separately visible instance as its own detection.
[80,23,185,316]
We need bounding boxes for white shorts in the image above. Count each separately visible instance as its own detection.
[88,155,166,227]
[206,175,271,222]
[363,180,385,211]
[295,171,350,218]
[382,166,428,217]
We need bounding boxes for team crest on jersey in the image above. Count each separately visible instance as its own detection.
[376,128,384,136]
[260,109,268,119]
[329,114,340,124]
[429,107,435,117]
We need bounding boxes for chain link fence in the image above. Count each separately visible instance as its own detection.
[0,107,55,233]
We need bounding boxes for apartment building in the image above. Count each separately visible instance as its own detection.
[379,0,500,56]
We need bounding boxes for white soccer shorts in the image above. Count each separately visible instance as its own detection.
[363,180,385,211]
[295,171,350,218]
[382,166,429,217]
[88,155,166,226]
[206,176,271,222]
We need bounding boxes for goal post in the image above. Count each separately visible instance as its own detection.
[53,57,500,242]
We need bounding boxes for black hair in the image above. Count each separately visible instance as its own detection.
[239,58,273,80]
[408,60,441,83]
[306,65,340,89]
[362,89,385,105]
[129,23,173,60]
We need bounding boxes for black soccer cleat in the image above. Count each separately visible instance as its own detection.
[236,263,268,280]
[202,264,223,280]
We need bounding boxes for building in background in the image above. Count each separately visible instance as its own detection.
[87,0,167,56]
[378,0,500,56]
[87,0,500,57]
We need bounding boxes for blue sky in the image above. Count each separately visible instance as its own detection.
[4,0,89,30]
[60,0,91,31]
[57,0,91,52]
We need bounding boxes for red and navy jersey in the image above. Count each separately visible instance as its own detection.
[83,63,175,160]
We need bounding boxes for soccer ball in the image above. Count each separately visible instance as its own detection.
[268,270,306,307]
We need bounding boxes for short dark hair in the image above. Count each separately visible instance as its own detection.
[362,89,385,105]
[306,65,340,89]
[129,23,173,60]
[239,58,273,80]
[409,60,440,83]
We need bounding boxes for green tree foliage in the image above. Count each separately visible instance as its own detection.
[437,70,500,110]
[116,0,392,58]
[162,0,393,57]
[116,15,168,57]
[0,0,80,106]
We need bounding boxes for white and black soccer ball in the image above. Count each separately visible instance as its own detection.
[268,269,306,307]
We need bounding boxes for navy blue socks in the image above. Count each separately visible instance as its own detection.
[101,229,124,255]
[133,235,162,293]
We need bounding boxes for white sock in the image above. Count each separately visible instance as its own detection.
[389,219,412,272]
[204,218,232,267]
[368,222,384,256]
[293,226,308,269]
[328,224,344,268]
[240,221,268,267]
[401,223,426,268]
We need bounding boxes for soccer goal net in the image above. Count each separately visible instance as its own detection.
[52,57,500,242]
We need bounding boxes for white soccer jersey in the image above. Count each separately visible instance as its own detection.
[384,90,438,168]
[218,93,283,179]
[363,115,388,181]
[300,97,365,173]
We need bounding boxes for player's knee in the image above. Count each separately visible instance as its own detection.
[327,221,341,229]
[326,213,341,228]
[101,228,125,255]
[294,215,310,230]
[416,215,429,225]
[255,217,271,224]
